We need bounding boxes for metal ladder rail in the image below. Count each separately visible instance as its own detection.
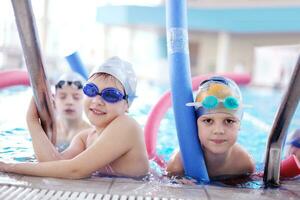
[263,55,300,187]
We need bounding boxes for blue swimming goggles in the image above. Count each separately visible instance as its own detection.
[186,95,239,110]
[83,83,128,103]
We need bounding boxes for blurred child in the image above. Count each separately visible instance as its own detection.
[166,76,255,178]
[54,72,90,150]
[0,57,149,179]
[286,129,300,161]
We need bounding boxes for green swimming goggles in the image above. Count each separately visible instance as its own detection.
[186,95,239,110]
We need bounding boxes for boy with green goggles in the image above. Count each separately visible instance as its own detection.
[167,76,255,178]
[186,76,244,119]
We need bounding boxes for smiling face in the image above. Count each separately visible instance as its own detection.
[83,74,128,129]
[54,86,84,120]
[197,112,240,155]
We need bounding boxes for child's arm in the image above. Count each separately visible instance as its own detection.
[26,98,85,161]
[0,115,144,179]
[0,160,77,179]
[166,150,184,176]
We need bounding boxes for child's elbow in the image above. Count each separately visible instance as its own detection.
[64,162,91,179]
[67,169,90,179]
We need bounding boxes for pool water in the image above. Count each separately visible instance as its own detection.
[0,82,299,186]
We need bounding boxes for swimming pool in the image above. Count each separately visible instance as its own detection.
[0,82,299,173]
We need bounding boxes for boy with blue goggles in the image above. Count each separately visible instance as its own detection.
[0,57,149,179]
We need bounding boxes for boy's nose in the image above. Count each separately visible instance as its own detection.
[212,126,225,135]
[91,96,105,105]
[65,96,74,105]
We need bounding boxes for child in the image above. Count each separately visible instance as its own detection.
[53,72,90,150]
[166,76,255,178]
[285,129,300,161]
[0,57,149,179]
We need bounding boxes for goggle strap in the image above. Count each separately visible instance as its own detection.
[186,102,202,107]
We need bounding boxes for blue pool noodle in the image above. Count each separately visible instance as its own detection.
[166,0,209,182]
[65,51,88,80]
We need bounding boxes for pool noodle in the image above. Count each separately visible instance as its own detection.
[65,51,88,80]
[165,0,209,182]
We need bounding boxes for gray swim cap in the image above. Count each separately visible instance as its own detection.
[89,56,137,107]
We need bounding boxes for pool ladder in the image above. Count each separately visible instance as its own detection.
[264,55,300,187]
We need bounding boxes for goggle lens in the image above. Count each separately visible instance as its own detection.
[224,96,239,110]
[102,88,123,103]
[83,83,99,97]
[202,96,218,109]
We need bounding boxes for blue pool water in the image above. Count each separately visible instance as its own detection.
[0,82,299,181]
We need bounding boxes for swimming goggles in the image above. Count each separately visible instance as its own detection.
[186,95,239,110]
[83,83,128,103]
[55,80,83,89]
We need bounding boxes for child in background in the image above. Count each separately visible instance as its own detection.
[54,72,90,150]
[0,57,149,179]
[167,76,255,178]
[286,129,300,161]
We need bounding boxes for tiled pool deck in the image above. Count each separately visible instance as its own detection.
[0,172,299,199]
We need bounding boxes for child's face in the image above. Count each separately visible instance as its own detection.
[197,112,240,154]
[54,86,84,120]
[84,75,128,128]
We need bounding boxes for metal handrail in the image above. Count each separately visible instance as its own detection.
[11,0,56,144]
[264,55,300,187]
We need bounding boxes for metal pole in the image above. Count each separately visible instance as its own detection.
[264,56,300,187]
[11,0,56,144]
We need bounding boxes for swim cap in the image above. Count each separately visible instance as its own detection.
[186,76,243,119]
[89,56,137,107]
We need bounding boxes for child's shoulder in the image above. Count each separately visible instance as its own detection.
[232,144,251,158]
[112,115,141,130]
[100,115,143,143]
[232,144,255,173]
